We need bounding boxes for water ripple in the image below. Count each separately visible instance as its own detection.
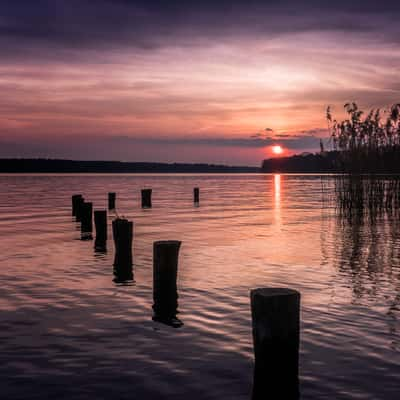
[0,174,399,399]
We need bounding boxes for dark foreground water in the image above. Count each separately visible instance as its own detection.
[0,174,399,399]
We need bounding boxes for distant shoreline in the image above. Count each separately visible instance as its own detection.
[261,152,339,173]
[0,159,260,173]
[262,150,400,174]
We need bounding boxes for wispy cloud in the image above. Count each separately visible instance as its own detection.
[0,1,399,163]
[1,1,400,61]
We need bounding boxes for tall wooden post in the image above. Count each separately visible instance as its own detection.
[194,187,200,204]
[112,218,133,282]
[80,202,93,240]
[141,189,152,208]
[152,240,182,327]
[250,288,300,400]
[75,196,85,222]
[94,210,107,251]
[72,194,83,216]
[108,192,116,210]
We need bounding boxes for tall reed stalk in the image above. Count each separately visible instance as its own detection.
[327,103,400,217]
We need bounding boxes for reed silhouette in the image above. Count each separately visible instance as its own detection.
[325,103,400,218]
[327,103,400,173]
[313,174,400,351]
[334,175,400,220]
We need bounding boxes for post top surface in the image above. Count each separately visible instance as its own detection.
[251,288,300,298]
[112,218,132,224]
[154,240,182,247]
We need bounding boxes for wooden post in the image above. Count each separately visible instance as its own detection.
[108,192,116,210]
[250,288,300,400]
[112,218,133,281]
[94,210,107,251]
[72,194,83,216]
[80,202,93,239]
[75,196,85,222]
[112,218,133,282]
[113,264,133,283]
[194,187,200,204]
[152,240,182,327]
[141,189,152,208]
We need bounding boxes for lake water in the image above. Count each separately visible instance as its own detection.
[0,174,399,399]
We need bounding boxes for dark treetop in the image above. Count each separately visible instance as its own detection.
[0,159,259,173]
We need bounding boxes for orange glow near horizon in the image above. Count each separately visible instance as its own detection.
[272,145,284,155]
[2,25,400,164]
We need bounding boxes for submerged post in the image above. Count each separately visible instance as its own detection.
[112,218,133,281]
[80,202,93,239]
[250,288,300,400]
[152,240,182,328]
[75,196,85,222]
[108,192,116,210]
[72,194,83,216]
[194,187,200,204]
[141,189,152,208]
[94,210,107,251]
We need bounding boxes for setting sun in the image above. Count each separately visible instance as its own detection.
[272,145,283,155]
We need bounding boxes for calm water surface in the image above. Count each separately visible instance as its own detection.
[0,174,399,399]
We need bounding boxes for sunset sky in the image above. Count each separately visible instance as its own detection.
[1,1,400,165]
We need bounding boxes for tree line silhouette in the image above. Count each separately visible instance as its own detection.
[262,103,400,173]
[0,159,259,173]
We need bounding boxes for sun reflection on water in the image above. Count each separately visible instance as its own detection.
[274,174,281,228]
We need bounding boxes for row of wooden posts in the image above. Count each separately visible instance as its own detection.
[109,188,199,210]
[73,188,199,222]
[71,191,301,399]
[72,188,200,244]
[72,191,185,326]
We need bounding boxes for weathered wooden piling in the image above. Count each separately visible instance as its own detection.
[112,218,133,269]
[72,194,83,216]
[194,187,200,204]
[113,264,134,283]
[80,202,93,239]
[250,288,300,400]
[141,189,152,208]
[152,240,182,327]
[94,210,107,251]
[108,192,116,210]
[75,195,85,222]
